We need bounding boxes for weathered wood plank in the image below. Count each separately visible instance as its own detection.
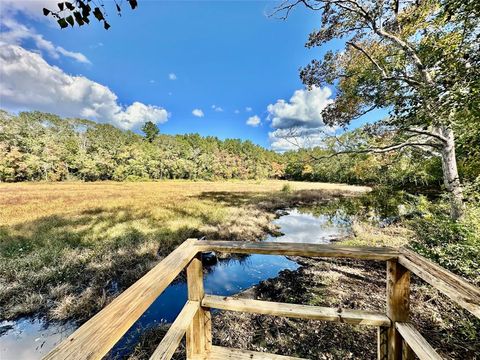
[398,249,480,319]
[377,326,388,360]
[44,239,199,360]
[191,346,308,359]
[186,254,211,358]
[150,301,199,360]
[195,241,399,261]
[395,322,443,360]
[202,295,390,326]
[386,260,411,360]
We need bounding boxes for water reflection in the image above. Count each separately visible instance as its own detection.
[0,207,354,360]
[110,254,299,358]
[0,319,75,360]
[265,209,352,244]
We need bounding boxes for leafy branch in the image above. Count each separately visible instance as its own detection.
[43,0,138,30]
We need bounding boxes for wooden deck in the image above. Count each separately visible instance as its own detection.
[190,346,307,359]
[43,239,480,360]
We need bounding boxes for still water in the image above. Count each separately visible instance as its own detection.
[0,208,353,359]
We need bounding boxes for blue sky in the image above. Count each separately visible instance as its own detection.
[0,1,384,150]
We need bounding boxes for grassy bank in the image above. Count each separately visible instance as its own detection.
[0,180,368,321]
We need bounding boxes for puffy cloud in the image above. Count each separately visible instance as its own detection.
[0,6,90,64]
[266,86,335,151]
[234,109,240,114]
[0,44,169,129]
[211,104,223,112]
[267,86,333,129]
[168,73,177,80]
[192,108,204,118]
[245,107,252,112]
[246,115,261,127]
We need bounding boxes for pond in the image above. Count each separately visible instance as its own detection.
[0,207,354,360]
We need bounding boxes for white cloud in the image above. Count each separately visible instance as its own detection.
[192,108,204,118]
[246,115,261,127]
[234,109,240,114]
[0,0,59,21]
[0,44,169,130]
[0,16,90,64]
[266,86,335,151]
[267,86,333,129]
[245,107,252,112]
[168,73,177,80]
[211,104,223,112]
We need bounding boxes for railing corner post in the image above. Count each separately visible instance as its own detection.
[386,259,411,360]
[186,253,212,359]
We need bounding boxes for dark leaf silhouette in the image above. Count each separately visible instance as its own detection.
[43,0,138,29]
[65,2,75,11]
[66,15,75,27]
[57,18,68,29]
[73,12,85,26]
[93,7,104,21]
[129,0,138,10]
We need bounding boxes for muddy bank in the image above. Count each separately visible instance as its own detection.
[212,257,479,359]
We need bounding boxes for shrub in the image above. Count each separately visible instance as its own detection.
[408,198,480,285]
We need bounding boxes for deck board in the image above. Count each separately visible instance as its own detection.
[191,346,308,359]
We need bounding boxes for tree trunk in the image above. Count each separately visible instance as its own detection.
[439,126,464,220]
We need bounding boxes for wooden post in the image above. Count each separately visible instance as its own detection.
[402,341,414,360]
[377,326,388,360]
[386,260,411,360]
[186,253,211,358]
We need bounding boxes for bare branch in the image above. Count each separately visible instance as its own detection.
[308,141,442,161]
[405,128,448,143]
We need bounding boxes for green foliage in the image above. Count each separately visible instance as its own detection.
[2,109,476,190]
[408,198,480,284]
[0,111,285,182]
[141,121,160,143]
[282,128,447,189]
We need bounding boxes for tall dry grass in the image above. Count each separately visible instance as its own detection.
[0,180,368,321]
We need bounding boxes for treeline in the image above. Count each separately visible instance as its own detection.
[0,111,284,182]
[1,110,477,188]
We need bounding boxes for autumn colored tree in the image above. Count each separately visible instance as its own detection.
[277,0,479,219]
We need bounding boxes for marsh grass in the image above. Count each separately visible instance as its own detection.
[0,180,368,321]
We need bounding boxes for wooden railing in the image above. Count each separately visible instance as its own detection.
[44,239,480,360]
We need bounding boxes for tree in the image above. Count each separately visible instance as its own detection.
[141,121,160,143]
[276,0,479,220]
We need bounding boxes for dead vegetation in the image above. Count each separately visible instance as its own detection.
[212,258,480,359]
[0,180,367,321]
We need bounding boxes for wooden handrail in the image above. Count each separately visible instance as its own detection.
[43,239,480,360]
[44,239,199,360]
[399,248,480,318]
[395,322,443,360]
[195,240,399,261]
[202,295,391,326]
[150,301,199,360]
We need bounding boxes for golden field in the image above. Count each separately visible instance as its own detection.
[0,180,368,321]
